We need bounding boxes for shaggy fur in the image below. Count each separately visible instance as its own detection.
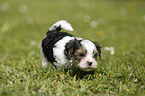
[41,20,101,78]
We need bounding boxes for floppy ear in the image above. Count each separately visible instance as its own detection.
[93,42,101,58]
[64,39,81,59]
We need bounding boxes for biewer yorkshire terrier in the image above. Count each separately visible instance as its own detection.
[41,20,101,78]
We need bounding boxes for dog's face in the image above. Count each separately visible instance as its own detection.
[65,39,101,72]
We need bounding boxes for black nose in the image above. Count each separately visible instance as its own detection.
[88,62,92,66]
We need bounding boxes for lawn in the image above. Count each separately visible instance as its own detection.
[0,0,145,96]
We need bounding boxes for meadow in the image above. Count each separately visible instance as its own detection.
[0,0,145,95]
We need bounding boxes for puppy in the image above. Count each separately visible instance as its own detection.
[41,20,101,77]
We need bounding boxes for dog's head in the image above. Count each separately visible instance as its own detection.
[65,39,101,72]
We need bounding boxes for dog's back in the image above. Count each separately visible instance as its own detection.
[41,20,75,69]
[41,31,74,62]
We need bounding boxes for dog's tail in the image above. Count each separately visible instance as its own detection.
[49,20,73,32]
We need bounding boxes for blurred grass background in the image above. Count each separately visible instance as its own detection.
[0,0,145,96]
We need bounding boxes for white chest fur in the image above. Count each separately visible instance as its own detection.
[53,36,75,70]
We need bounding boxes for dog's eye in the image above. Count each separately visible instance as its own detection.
[79,53,85,57]
[77,53,85,57]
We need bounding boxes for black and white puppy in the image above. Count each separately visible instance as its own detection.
[41,20,101,73]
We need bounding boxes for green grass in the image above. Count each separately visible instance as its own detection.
[0,0,145,95]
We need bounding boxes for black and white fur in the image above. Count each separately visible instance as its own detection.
[41,20,101,73]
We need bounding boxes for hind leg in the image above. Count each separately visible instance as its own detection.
[40,49,48,67]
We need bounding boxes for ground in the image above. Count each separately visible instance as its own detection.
[0,0,145,96]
